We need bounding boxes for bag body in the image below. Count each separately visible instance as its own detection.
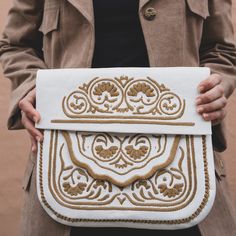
[36,67,215,230]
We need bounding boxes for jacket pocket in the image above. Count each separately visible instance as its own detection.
[185,0,209,19]
[22,153,35,191]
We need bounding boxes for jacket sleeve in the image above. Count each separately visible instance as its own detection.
[0,0,47,130]
[199,0,236,152]
[200,0,236,98]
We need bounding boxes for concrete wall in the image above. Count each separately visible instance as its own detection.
[0,1,236,235]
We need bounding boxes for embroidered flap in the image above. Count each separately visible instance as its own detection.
[36,67,211,135]
[36,68,215,229]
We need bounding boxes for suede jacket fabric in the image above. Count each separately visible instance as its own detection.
[0,0,236,235]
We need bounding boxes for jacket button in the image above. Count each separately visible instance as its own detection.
[143,7,157,21]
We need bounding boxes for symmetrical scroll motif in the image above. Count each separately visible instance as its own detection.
[37,69,214,227]
[61,131,181,186]
[62,76,186,120]
[46,131,201,211]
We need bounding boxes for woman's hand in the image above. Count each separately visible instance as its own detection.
[196,74,227,126]
[18,88,43,154]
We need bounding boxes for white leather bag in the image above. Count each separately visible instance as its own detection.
[36,67,215,230]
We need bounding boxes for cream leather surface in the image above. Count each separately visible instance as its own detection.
[36,67,215,229]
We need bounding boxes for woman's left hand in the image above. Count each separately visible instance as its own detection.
[196,73,227,126]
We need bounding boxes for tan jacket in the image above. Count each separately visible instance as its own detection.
[1,0,236,235]
[1,0,236,148]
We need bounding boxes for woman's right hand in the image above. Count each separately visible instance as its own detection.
[18,88,43,154]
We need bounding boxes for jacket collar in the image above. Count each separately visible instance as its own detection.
[67,0,152,23]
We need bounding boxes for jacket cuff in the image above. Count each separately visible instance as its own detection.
[7,78,36,130]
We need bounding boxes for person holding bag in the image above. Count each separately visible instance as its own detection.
[0,0,236,235]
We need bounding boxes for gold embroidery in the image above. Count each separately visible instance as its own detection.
[40,74,210,227]
[38,133,210,224]
[52,76,191,125]
[63,182,87,196]
[93,82,120,97]
[158,183,184,198]
[61,131,181,187]
[51,119,194,126]
[125,145,149,160]
[117,196,127,205]
[95,145,118,159]
[127,82,155,97]
[109,155,134,169]
[49,132,194,208]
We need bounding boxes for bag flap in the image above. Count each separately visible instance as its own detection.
[36,67,211,135]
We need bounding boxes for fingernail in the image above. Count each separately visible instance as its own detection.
[36,136,42,142]
[32,146,36,153]
[198,86,204,93]
[196,98,202,105]
[197,107,203,113]
[33,116,38,123]
[203,113,209,120]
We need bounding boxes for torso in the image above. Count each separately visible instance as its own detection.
[92,0,149,67]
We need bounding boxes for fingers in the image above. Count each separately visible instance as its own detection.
[197,74,222,94]
[19,99,41,124]
[30,135,38,154]
[196,84,225,105]
[19,88,44,153]
[196,74,227,125]
[18,88,40,123]
[19,101,40,123]
[197,96,227,114]
[201,108,227,123]
[21,111,44,142]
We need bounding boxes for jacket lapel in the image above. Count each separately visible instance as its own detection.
[66,0,94,23]
[139,0,152,10]
[66,0,151,21]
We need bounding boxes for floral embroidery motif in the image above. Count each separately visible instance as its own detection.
[93,82,120,97]
[125,145,149,160]
[44,131,203,211]
[63,182,87,196]
[158,183,184,198]
[62,76,186,120]
[37,71,212,226]
[95,145,118,159]
[61,131,179,186]
[38,130,211,225]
